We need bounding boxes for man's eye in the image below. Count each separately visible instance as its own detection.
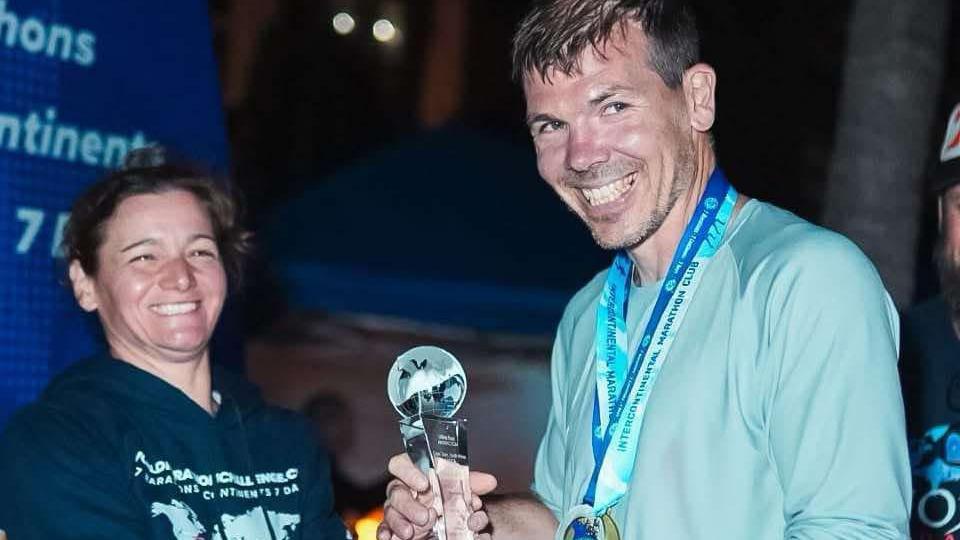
[602,102,629,115]
[538,120,564,134]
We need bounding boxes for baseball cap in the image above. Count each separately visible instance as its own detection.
[933,102,960,193]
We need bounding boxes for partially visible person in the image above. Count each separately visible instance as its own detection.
[0,148,347,539]
[304,393,390,518]
[902,101,960,540]
[379,0,911,538]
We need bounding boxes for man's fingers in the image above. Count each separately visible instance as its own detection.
[388,453,430,492]
[469,471,498,495]
[383,454,495,539]
[382,505,415,540]
[376,521,414,540]
[387,484,433,526]
[375,520,409,540]
[376,521,391,540]
[467,510,490,532]
[469,473,496,510]
[382,505,438,540]
[388,453,495,497]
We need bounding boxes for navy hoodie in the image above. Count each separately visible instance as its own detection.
[0,357,348,540]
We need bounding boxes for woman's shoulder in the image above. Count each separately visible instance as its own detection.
[0,401,126,491]
[4,387,118,445]
[1,359,137,461]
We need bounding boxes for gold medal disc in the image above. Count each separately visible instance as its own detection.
[562,510,620,540]
[599,511,620,540]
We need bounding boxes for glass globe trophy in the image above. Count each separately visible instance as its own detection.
[388,346,473,540]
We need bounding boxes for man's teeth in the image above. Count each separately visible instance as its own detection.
[151,302,199,315]
[581,175,635,206]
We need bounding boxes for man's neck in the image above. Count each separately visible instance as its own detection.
[628,147,715,285]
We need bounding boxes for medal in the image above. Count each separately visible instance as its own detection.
[558,505,621,540]
[569,170,736,540]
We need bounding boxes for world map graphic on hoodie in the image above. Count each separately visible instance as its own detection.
[0,356,349,540]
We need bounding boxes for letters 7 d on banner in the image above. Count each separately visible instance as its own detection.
[0,0,229,424]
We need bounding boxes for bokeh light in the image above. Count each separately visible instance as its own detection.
[372,19,397,43]
[332,12,356,35]
[354,508,384,540]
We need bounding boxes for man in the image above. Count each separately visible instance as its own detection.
[901,100,960,540]
[380,1,911,538]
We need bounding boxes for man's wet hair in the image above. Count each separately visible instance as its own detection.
[512,0,700,88]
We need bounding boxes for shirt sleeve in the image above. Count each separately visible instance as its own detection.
[532,323,572,518]
[0,407,148,540]
[761,234,911,539]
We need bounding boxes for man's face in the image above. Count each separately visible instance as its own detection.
[522,23,697,250]
[938,184,960,314]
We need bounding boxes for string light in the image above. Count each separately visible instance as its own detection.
[372,19,397,43]
[332,12,356,35]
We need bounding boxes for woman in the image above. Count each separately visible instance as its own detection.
[0,149,347,540]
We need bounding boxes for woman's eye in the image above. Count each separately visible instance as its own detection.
[190,249,218,259]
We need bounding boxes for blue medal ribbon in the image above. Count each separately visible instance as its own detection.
[582,168,737,513]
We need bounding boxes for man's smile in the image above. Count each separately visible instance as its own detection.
[579,171,638,207]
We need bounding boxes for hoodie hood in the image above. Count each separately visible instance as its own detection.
[40,355,265,428]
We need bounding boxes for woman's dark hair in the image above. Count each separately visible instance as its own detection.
[62,146,253,288]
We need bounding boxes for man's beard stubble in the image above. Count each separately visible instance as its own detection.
[935,238,960,319]
[569,137,696,251]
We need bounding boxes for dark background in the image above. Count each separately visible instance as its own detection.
[208,0,960,332]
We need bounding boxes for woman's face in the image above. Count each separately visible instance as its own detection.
[69,190,227,367]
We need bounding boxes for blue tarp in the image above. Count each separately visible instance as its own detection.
[262,126,609,334]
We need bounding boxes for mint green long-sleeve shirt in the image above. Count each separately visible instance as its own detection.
[533,200,911,539]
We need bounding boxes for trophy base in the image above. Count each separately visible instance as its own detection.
[399,414,474,540]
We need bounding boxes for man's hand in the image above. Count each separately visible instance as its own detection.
[378,453,497,540]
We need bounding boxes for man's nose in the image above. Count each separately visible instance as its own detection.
[565,125,608,173]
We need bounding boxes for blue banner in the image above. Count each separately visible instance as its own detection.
[0,0,228,423]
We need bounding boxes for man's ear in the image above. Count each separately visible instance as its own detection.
[939,195,945,234]
[682,63,717,133]
[69,260,99,312]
